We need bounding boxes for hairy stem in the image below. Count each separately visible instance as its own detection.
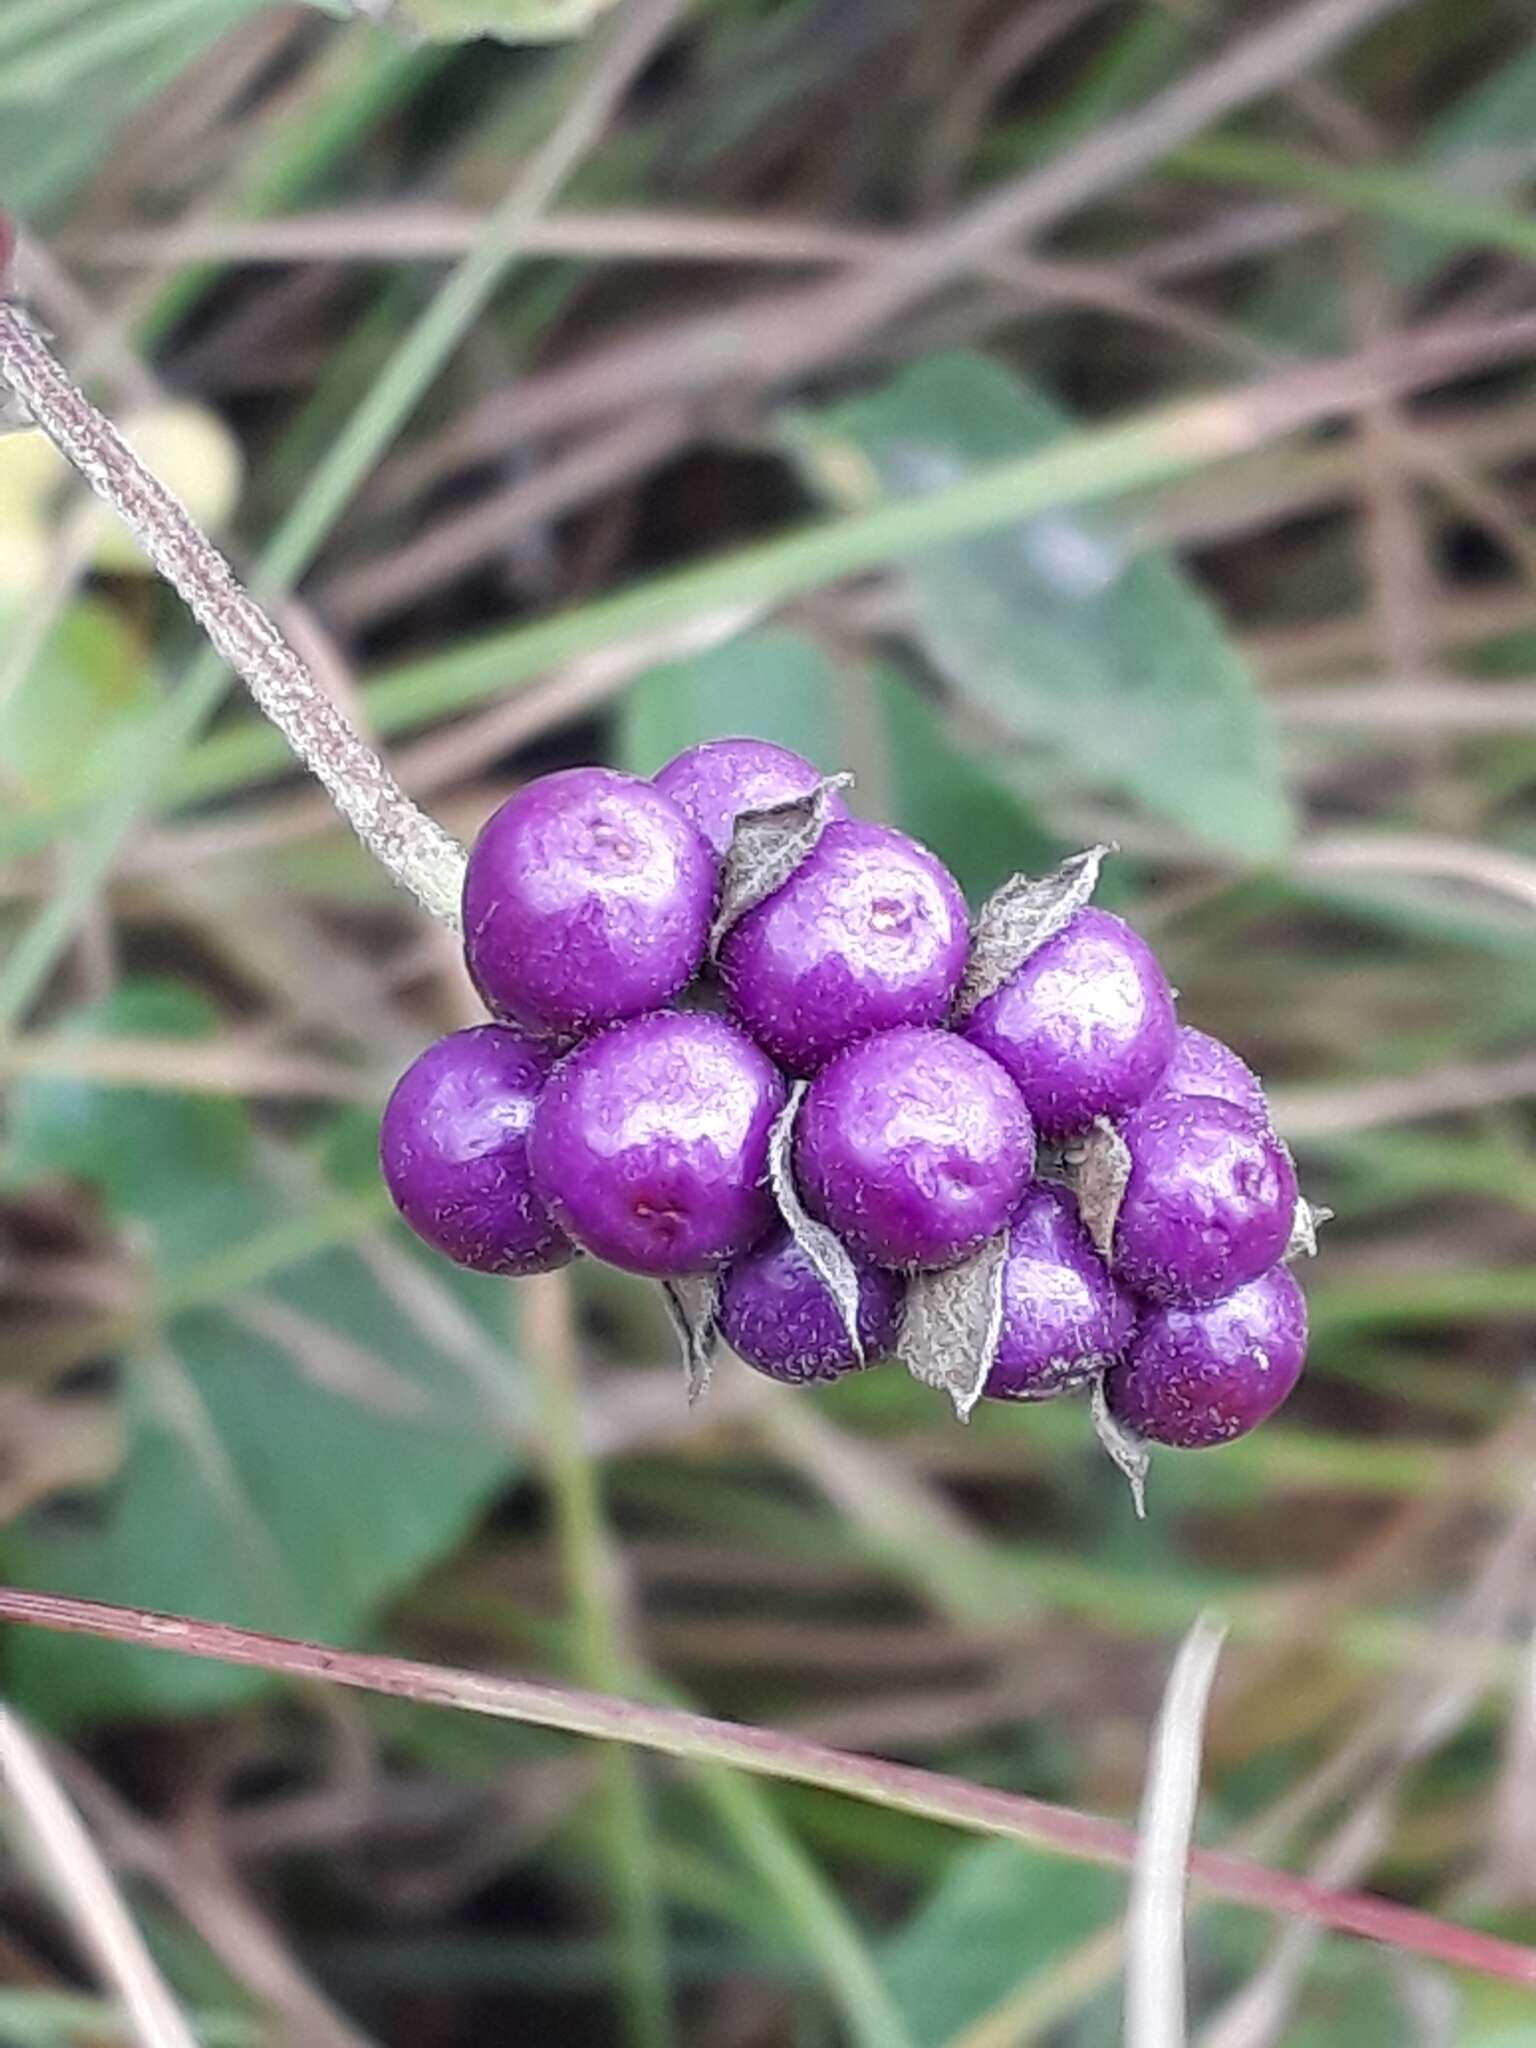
[0,284,466,926]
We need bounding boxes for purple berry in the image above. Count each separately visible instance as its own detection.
[462,767,714,1039]
[983,1184,1135,1402]
[527,1010,785,1277]
[379,1026,572,1276]
[1112,1095,1297,1307]
[718,1227,904,1384]
[961,907,1177,1139]
[1104,1264,1307,1447]
[1148,1025,1267,1121]
[795,1026,1035,1272]
[719,821,969,1075]
[654,737,848,863]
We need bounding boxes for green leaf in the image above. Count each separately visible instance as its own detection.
[801,353,1293,861]
[4,981,255,1273]
[616,629,846,780]
[880,1840,1120,2047]
[304,0,620,40]
[3,983,520,1723]
[0,600,160,819]
[875,666,1057,903]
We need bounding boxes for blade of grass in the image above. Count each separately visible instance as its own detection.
[0,1587,1533,1990]
[0,0,100,62]
[1126,1619,1227,2048]
[1171,134,1536,264]
[0,1704,201,2048]
[136,37,441,350]
[169,302,1536,809]
[0,0,258,100]
[682,1759,917,2048]
[523,1273,674,2048]
[523,1275,912,2048]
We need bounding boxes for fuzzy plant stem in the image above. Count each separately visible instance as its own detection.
[0,263,467,928]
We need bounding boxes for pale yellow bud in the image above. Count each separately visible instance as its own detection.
[0,509,52,597]
[89,401,244,573]
[0,427,67,515]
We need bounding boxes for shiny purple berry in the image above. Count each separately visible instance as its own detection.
[1112,1095,1297,1306]
[718,1227,904,1384]
[1148,1025,1268,1121]
[1104,1264,1307,1447]
[719,821,969,1075]
[795,1026,1035,1272]
[462,767,714,1039]
[654,737,848,864]
[983,1184,1135,1402]
[527,1010,785,1277]
[961,907,1177,1139]
[379,1026,572,1276]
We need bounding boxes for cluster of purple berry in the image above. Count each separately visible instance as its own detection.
[380,740,1315,1468]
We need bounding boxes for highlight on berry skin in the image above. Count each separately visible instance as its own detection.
[380,738,1318,1477]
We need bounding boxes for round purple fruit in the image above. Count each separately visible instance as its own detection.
[1148,1025,1267,1121]
[654,737,847,864]
[1111,1094,1297,1307]
[379,1026,572,1276]
[983,1184,1135,1402]
[795,1027,1035,1272]
[718,1227,904,1385]
[961,907,1177,1139]
[462,767,714,1039]
[527,1010,784,1277]
[1104,1264,1307,1447]
[720,821,969,1074]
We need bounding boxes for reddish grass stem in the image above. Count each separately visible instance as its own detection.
[0,1584,1531,1990]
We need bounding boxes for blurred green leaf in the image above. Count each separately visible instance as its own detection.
[304,0,620,39]
[801,354,1292,860]
[1456,1967,1536,2045]
[1278,1939,1420,2048]
[616,629,845,779]
[875,665,1058,903]
[4,982,520,1723]
[881,1840,1119,2047]
[4,981,255,1272]
[0,600,160,819]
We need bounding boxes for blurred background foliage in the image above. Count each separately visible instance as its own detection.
[1,0,1536,2043]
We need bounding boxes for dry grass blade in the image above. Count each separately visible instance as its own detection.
[0,1704,200,2048]
[1127,1618,1229,2048]
[0,1587,1533,1989]
[738,0,1417,380]
[0,1034,381,1100]
[1273,1055,1536,1139]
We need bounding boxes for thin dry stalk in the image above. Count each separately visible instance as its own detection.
[0,1705,200,2048]
[1127,1619,1228,2048]
[0,1586,1534,1988]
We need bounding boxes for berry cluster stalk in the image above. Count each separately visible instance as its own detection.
[0,251,467,929]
